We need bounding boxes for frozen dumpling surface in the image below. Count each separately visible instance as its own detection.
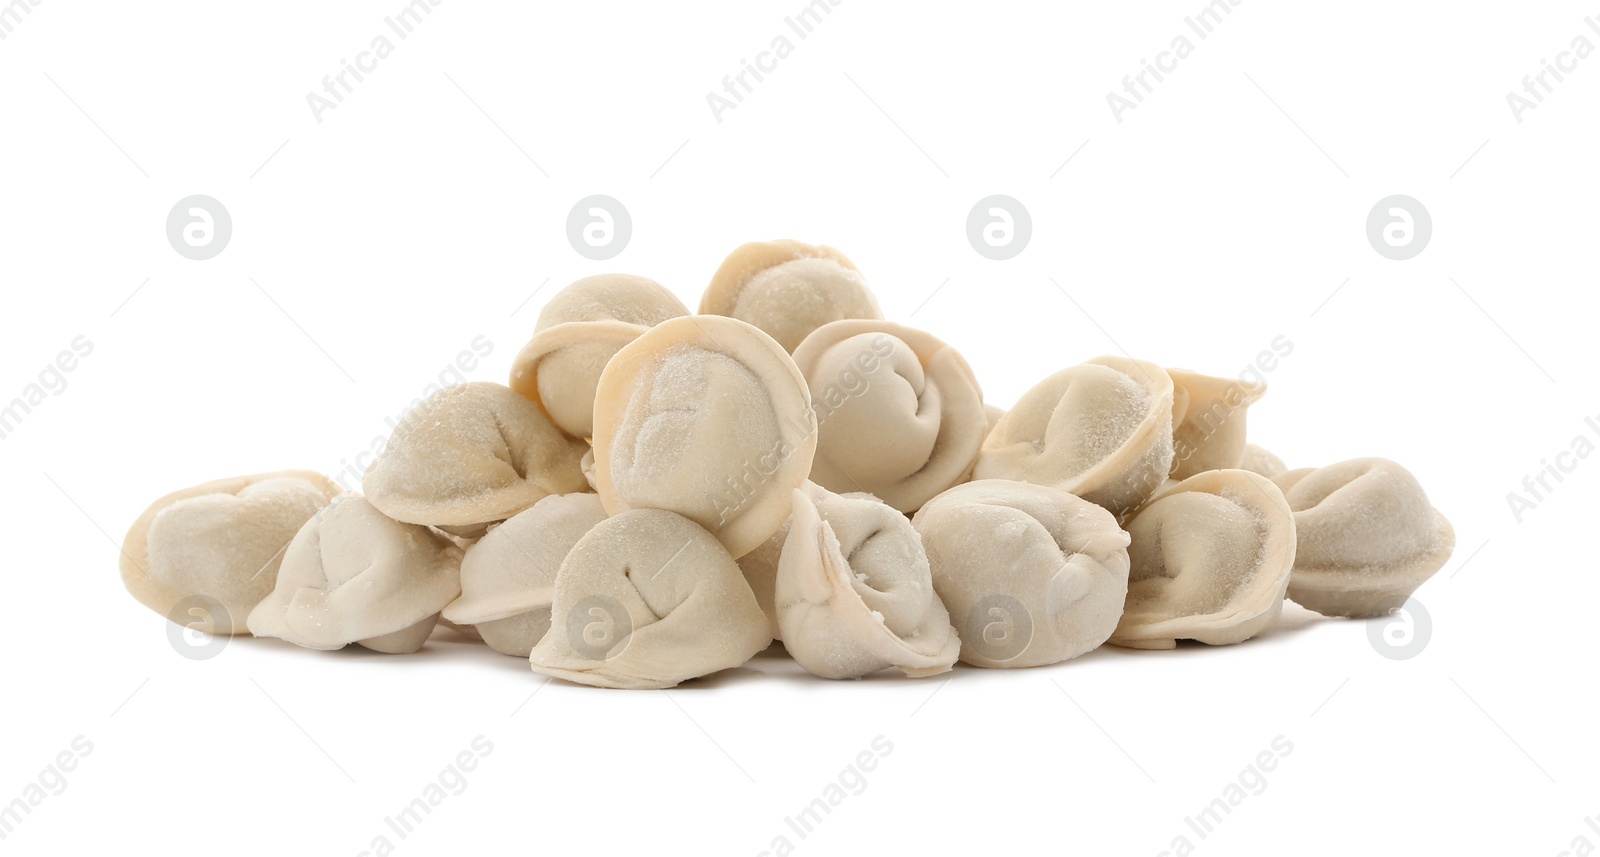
[247,494,463,653]
[794,320,986,513]
[364,381,589,534]
[122,471,341,635]
[1110,470,1295,649]
[701,240,882,352]
[527,509,772,689]
[776,486,959,678]
[592,315,815,559]
[912,480,1131,668]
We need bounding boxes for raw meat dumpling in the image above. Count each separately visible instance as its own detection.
[247,495,463,654]
[776,485,960,678]
[1238,443,1289,479]
[120,471,340,635]
[1271,458,1454,618]
[1110,470,1296,649]
[1167,368,1266,480]
[700,240,882,352]
[792,320,986,513]
[509,274,688,439]
[912,480,1131,668]
[364,382,589,537]
[527,509,772,689]
[591,315,815,559]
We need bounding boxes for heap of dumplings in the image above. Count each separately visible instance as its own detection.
[119,240,1456,689]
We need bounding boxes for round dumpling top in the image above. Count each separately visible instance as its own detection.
[1168,368,1267,480]
[247,494,463,654]
[121,470,341,636]
[975,356,1175,516]
[535,273,689,331]
[443,492,609,657]
[1238,443,1288,479]
[1110,469,1295,649]
[792,320,986,513]
[1271,458,1454,618]
[364,381,589,535]
[912,480,1132,668]
[700,240,882,352]
[512,275,689,439]
[776,485,960,679]
[527,509,772,689]
[591,315,816,559]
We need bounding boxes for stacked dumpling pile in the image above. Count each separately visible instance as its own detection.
[119,241,1456,688]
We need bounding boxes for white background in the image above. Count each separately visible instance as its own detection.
[2,1,1596,854]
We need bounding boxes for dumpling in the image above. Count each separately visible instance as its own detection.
[509,274,689,439]
[120,471,340,635]
[984,403,1006,435]
[775,485,960,679]
[911,480,1131,668]
[700,240,882,352]
[1238,443,1289,479]
[364,381,589,537]
[1271,458,1454,618]
[975,357,1175,515]
[736,519,788,639]
[247,495,463,654]
[442,493,609,657]
[1167,368,1266,480]
[1109,470,1295,649]
[527,509,772,689]
[792,320,987,513]
[591,315,815,559]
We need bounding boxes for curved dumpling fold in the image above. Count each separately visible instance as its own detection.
[1168,368,1266,480]
[364,381,589,537]
[247,495,463,653]
[509,274,689,439]
[442,493,609,657]
[1271,458,1454,618]
[776,485,960,679]
[1110,470,1295,649]
[975,356,1175,515]
[121,471,340,635]
[700,240,882,352]
[527,509,772,689]
[793,320,986,513]
[912,480,1131,668]
[591,315,816,559]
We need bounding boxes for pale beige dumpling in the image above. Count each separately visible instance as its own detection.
[247,495,463,654]
[976,357,1175,516]
[442,493,609,657]
[912,480,1131,668]
[1168,368,1266,480]
[509,274,689,439]
[1238,443,1289,479]
[776,485,960,679]
[527,509,772,689]
[591,315,816,559]
[701,240,882,352]
[793,320,986,514]
[1271,458,1454,618]
[364,381,589,537]
[120,471,341,635]
[1110,470,1296,649]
